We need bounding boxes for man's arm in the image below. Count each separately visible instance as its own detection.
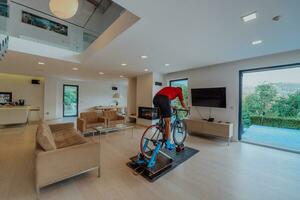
[178,90,186,108]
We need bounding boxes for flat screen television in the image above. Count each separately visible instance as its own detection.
[0,92,12,104]
[191,87,226,108]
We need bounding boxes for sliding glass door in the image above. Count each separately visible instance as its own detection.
[63,85,79,117]
[239,65,300,153]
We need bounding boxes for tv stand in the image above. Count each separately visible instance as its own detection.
[185,119,233,145]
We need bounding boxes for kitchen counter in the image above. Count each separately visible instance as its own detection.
[0,106,30,125]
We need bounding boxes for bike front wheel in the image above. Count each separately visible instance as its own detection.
[172,120,188,146]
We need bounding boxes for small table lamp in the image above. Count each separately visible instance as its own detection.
[113,93,120,106]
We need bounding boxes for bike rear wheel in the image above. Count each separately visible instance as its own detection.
[140,125,164,159]
[172,120,188,146]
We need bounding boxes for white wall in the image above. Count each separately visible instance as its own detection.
[165,49,300,140]
[0,73,44,121]
[44,77,127,120]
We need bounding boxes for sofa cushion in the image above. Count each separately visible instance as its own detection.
[36,123,57,151]
[52,128,77,139]
[103,110,118,120]
[80,112,98,123]
[86,122,104,129]
[54,129,86,149]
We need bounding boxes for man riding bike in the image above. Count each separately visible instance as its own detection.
[153,86,187,150]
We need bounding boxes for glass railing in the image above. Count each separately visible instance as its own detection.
[0,34,8,59]
[0,0,125,53]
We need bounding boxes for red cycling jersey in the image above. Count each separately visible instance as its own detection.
[156,87,185,107]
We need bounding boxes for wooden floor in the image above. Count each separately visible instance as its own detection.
[0,124,300,200]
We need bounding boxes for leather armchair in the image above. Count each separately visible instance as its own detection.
[77,112,106,133]
[103,110,126,127]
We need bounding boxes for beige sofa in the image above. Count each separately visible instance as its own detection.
[35,122,100,198]
[103,110,126,127]
[77,112,106,133]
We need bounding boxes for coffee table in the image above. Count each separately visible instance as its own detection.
[91,124,135,177]
[91,123,135,138]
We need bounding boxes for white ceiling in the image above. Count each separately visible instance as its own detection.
[2,0,300,80]
[0,51,128,82]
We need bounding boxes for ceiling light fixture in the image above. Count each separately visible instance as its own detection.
[272,15,281,22]
[121,63,127,66]
[252,40,263,45]
[72,67,79,71]
[49,0,79,19]
[144,69,149,72]
[141,55,148,59]
[99,72,104,75]
[242,12,257,22]
[120,75,124,78]
[165,64,170,67]
[38,62,45,65]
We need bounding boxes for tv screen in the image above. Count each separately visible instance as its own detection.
[0,92,12,104]
[191,87,226,108]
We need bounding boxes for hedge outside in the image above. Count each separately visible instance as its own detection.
[250,115,300,129]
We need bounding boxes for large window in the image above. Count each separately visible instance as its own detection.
[63,85,79,117]
[240,65,300,153]
[170,78,189,108]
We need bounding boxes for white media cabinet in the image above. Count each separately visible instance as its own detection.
[185,119,233,145]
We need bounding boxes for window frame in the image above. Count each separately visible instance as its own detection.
[63,84,79,117]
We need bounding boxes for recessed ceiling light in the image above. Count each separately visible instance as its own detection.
[121,63,127,66]
[272,15,281,22]
[99,72,104,75]
[165,64,170,67]
[144,69,149,72]
[72,67,79,71]
[242,12,257,22]
[141,55,148,59]
[252,40,263,45]
[38,62,45,65]
[120,75,124,78]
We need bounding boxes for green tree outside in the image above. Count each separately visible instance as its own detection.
[242,83,300,129]
[170,79,189,119]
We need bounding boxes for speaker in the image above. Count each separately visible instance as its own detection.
[31,79,40,85]
[155,82,162,86]
[112,86,118,91]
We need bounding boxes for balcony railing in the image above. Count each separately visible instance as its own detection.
[0,34,8,60]
[0,1,125,53]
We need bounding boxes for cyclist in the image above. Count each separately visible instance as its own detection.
[153,86,187,150]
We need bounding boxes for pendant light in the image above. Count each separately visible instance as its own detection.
[49,0,79,19]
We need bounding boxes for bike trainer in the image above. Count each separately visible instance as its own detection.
[127,146,199,182]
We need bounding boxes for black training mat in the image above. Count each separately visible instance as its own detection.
[127,146,199,182]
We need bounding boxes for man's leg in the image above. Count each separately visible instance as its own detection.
[164,117,171,139]
[164,117,175,150]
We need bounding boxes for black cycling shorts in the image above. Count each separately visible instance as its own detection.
[153,95,171,118]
